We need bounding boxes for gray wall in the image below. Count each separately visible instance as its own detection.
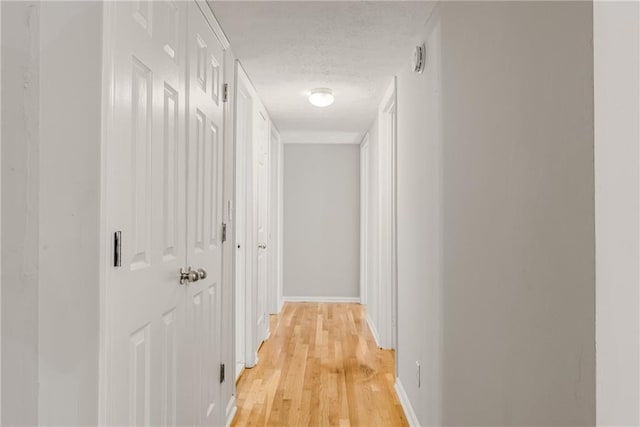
[2,3,104,424]
[374,2,595,425]
[2,3,41,424]
[283,144,359,299]
[37,3,103,424]
[594,2,640,424]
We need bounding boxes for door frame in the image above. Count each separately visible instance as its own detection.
[268,125,283,315]
[234,62,271,368]
[234,62,256,369]
[194,3,234,422]
[233,62,246,377]
[378,78,398,353]
[252,103,270,346]
[98,1,233,423]
[360,135,370,306]
[0,3,3,418]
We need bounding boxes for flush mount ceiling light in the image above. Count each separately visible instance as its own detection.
[308,88,334,107]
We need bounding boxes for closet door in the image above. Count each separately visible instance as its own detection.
[253,106,270,346]
[184,2,225,425]
[105,1,188,425]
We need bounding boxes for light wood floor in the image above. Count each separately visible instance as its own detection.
[232,303,408,427]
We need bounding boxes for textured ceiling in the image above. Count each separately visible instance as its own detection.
[208,1,435,144]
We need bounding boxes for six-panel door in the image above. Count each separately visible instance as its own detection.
[184,3,225,425]
[254,107,270,346]
[105,2,225,425]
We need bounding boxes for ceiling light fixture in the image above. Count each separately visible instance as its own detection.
[308,88,334,107]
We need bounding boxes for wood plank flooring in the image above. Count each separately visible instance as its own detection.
[232,303,408,426]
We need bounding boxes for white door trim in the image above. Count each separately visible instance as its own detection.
[233,60,247,379]
[277,131,284,313]
[0,3,3,419]
[195,0,230,49]
[235,62,257,368]
[360,135,370,306]
[253,102,270,347]
[268,126,283,314]
[377,78,398,353]
[235,61,272,368]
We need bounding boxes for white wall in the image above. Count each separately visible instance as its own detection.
[393,10,443,424]
[2,4,104,424]
[1,3,40,424]
[283,144,360,300]
[594,2,640,424]
[367,2,596,425]
[441,3,594,424]
[37,3,102,424]
[0,2,3,421]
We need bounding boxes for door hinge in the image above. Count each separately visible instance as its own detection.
[222,223,227,243]
[114,231,122,268]
[219,363,225,384]
[222,83,229,103]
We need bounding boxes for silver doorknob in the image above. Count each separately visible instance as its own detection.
[197,268,207,280]
[258,243,267,249]
[179,266,199,285]
[189,270,199,282]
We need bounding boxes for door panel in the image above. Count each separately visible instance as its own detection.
[185,2,225,425]
[234,81,251,375]
[254,108,269,344]
[106,2,225,426]
[106,2,187,425]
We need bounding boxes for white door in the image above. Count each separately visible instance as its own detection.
[184,2,225,425]
[377,78,397,352]
[234,75,252,377]
[105,2,225,425]
[105,2,188,425]
[254,108,270,344]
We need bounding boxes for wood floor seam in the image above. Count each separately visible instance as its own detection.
[233,302,409,427]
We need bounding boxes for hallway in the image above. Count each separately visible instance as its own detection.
[233,303,407,426]
[1,1,638,425]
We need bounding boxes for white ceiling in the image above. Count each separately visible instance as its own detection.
[208,1,435,144]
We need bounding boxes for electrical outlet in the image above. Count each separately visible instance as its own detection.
[416,361,421,388]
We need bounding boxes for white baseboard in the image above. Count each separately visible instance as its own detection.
[245,351,259,369]
[235,362,244,382]
[395,379,420,427]
[366,314,381,348]
[278,297,284,313]
[282,296,361,303]
[225,395,237,427]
